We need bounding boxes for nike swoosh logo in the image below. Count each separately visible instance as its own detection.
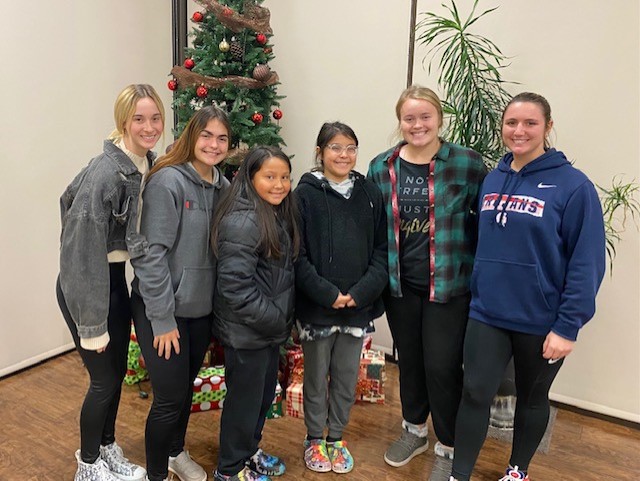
[537,182,557,189]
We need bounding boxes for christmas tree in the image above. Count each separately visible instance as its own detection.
[168,0,284,176]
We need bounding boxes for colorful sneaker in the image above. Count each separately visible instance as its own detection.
[99,442,146,481]
[168,450,207,481]
[246,448,285,476]
[213,466,271,481]
[499,465,530,481]
[327,440,354,474]
[74,450,120,481]
[303,439,332,473]
[383,429,429,467]
[434,441,454,460]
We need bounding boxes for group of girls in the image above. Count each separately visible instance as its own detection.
[58,82,605,481]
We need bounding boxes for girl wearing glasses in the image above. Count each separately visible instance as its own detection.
[294,122,388,474]
[368,86,486,467]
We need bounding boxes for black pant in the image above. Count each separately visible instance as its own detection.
[451,319,564,481]
[217,345,279,476]
[383,287,470,446]
[56,263,131,464]
[131,292,212,481]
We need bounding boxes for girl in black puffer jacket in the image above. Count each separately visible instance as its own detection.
[211,146,300,481]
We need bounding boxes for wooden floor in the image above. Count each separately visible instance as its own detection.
[0,352,638,481]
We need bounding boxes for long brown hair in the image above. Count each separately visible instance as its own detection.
[212,146,300,259]
[148,106,231,179]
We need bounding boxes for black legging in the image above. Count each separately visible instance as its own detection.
[131,291,212,481]
[451,319,564,481]
[56,262,131,464]
[383,286,470,446]
[217,345,279,476]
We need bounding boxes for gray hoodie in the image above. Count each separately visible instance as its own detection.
[132,163,230,336]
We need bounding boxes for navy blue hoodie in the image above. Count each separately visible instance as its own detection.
[469,148,605,341]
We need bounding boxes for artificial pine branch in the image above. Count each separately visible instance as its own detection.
[194,0,273,34]
[171,65,279,89]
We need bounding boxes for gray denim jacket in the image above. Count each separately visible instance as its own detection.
[58,140,154,339]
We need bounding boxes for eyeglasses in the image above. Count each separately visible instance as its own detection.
[327,144,358,155]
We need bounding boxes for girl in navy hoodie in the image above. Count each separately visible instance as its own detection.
[449,93,606,481]
[294,122,387,474]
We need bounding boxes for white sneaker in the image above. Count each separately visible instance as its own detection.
[74,450,120,481]
[168,451,207,481]
[99,442,146,481]
[434,441,455,460]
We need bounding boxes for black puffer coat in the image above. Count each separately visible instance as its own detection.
[213,196,294,349]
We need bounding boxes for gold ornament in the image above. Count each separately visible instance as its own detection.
[219,39,230,52]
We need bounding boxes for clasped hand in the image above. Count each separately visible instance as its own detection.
[332,292,356,309]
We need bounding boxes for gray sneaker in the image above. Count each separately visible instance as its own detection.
[99,442,146,481]
[168,451,207,481]
[74,450,120,481]
[383,429,429,467]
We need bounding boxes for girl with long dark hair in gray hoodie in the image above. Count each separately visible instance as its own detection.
[131,106,231,481]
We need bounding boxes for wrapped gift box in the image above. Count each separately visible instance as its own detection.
[124,326,148,386]
[266,381,283,419]
[285,381,304,418]
[356,349,385,404]
[362,335,373,351]
[191,366,226,413]
[280,344,304,388]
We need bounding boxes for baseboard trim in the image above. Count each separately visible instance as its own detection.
[549,393,640,426]
[0,343,75,379]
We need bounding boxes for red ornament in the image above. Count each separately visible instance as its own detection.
[184,58,195,70]
[192,11,204,22]
[251,112,264,124]
[256,33,267,45]
[222,6,233,16]
[196,85,208,98]
[167,79,178,91]
[272,109,283,120]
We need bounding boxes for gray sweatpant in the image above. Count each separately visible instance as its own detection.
[302,333,364,439]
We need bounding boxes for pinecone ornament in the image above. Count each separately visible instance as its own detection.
[230,40,244,61]
[252,64,271,82]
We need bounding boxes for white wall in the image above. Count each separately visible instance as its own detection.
[0,0,175,376]
[413,0,640,421]
[263,0,410,361]
[2,0,638,422]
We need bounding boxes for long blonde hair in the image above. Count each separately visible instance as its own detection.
[108,84,165,141]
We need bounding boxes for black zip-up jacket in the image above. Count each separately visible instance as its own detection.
[294,171,388,328]
[213,196,295,349]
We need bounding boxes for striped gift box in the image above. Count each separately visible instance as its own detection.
[285,381,304,418]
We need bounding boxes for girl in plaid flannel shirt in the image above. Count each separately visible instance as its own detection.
[368,85,486,468]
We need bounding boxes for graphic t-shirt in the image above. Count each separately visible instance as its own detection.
[398,158,430,291]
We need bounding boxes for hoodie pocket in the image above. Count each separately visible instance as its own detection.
[471,258,552,322]
[174,266,214,318]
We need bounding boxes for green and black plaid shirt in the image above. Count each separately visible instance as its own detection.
[368,141,486,302]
